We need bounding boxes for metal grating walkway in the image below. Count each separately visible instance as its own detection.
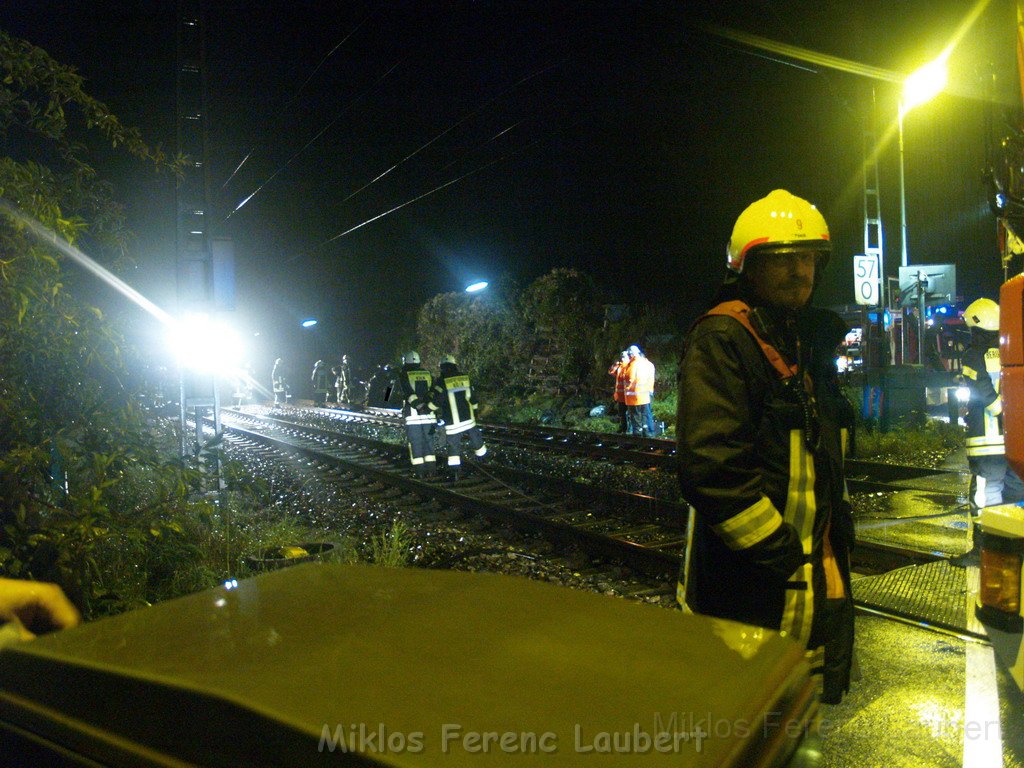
[852,561,986,638]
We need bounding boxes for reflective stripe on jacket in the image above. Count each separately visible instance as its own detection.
[433,372,477,434]
[963,343,1005,457]
[676,301,853,649]
[624,356,654,405]
[609,362,628,402]
[399,365,436,426]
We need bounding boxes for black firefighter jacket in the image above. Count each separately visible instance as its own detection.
[677,302,855,651]
[961,332,1005,458]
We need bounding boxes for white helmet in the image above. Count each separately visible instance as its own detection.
[627,344,641,357]
[963,298,999,332]
[403,350,420,365]
[441,354,457,365]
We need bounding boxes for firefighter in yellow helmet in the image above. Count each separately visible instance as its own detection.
[961,298,1024,511]
[676,190,855,704]
[431,354,487,481]
[398,351,439,478]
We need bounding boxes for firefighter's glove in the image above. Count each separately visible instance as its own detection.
[747,522,807,578]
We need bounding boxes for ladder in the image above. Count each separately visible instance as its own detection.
[863,87,886,309]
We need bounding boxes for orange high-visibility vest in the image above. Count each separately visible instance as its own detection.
[609,362,628,402]
[624,356,654,406]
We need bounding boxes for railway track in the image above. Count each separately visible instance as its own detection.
[225,406,953,582]
[221,409,684,583]
[262,404,967,495]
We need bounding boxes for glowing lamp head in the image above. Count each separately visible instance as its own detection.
[301,318,318,328]
[168,313,244,376]
[465,281,488,294]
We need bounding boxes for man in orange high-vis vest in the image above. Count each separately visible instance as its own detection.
[608,350,630,433]
[624,345,656,436]
[676,189,854,705]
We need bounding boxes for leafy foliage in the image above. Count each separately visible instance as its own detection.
[0,31,194,616]
[520,268,604,389]
[415,275,531,402]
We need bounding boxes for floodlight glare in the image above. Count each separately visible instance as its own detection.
[465,281,488,293]
[902,56,947,114]
[301,318,318,328]
[168,313,244,376]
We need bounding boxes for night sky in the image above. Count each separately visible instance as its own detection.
[1,1,1019,376]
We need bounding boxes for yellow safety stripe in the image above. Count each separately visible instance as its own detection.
[780,429,815,645]
[712,496,783,550]
[967,444,1007,457]
[967,435,1005,447]
[962,365,978,381]
[986,398,1004,417]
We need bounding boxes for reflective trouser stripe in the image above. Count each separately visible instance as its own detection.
[474,445,487,457]
[780,429,815,645]
[677,505,697,614]
[973,476,989,509]
[448,455,461,466]
[712,496,783,550]
[967,435,1006,457]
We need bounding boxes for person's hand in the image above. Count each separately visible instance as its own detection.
[0,578,80,640]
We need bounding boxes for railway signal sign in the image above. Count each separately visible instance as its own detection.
[854,253,881,306]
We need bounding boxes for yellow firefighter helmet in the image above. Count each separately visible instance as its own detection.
[964,298,999,332]
[726,189,831,273]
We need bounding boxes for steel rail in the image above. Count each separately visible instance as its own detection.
[221,412,681,578]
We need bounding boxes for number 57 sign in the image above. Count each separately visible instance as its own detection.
[853,254,881,306]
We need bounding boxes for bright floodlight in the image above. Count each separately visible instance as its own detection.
[301,318,318,328]
[902,56,947,113]
[465,281,488,293]
[168,313,244,375]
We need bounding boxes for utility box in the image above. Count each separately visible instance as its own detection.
[880,364,928,430]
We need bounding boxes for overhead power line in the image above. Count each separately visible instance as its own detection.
[284,125,561,265]
[220,6,378,191]
[341,59,565,204]
[223,57,408,222]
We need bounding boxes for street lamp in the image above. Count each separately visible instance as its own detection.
[897,54,947,366]
[465,280,488,294]
[898,54,948,268]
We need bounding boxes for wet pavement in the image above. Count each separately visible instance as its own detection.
[828,446,1023,766]
[822,614,1024,767]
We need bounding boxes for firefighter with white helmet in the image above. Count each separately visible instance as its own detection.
[677,189,855,704]
[961,298,1024,513]
[271,358,290,405]
[311,359,331,406]
[334,354,350,404]
[625,344,656,435]
[398,350,438,478]
[431,354,486,481]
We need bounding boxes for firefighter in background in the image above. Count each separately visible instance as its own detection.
[608,350,630,433]
[676,189,855,704]
[335,354,350,404]
[271,358,290,405]
[625,344,656,436]
[432,354,487,481]
[961,298,1024,510]
[399,351,438,478]
[311,359,331,406]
